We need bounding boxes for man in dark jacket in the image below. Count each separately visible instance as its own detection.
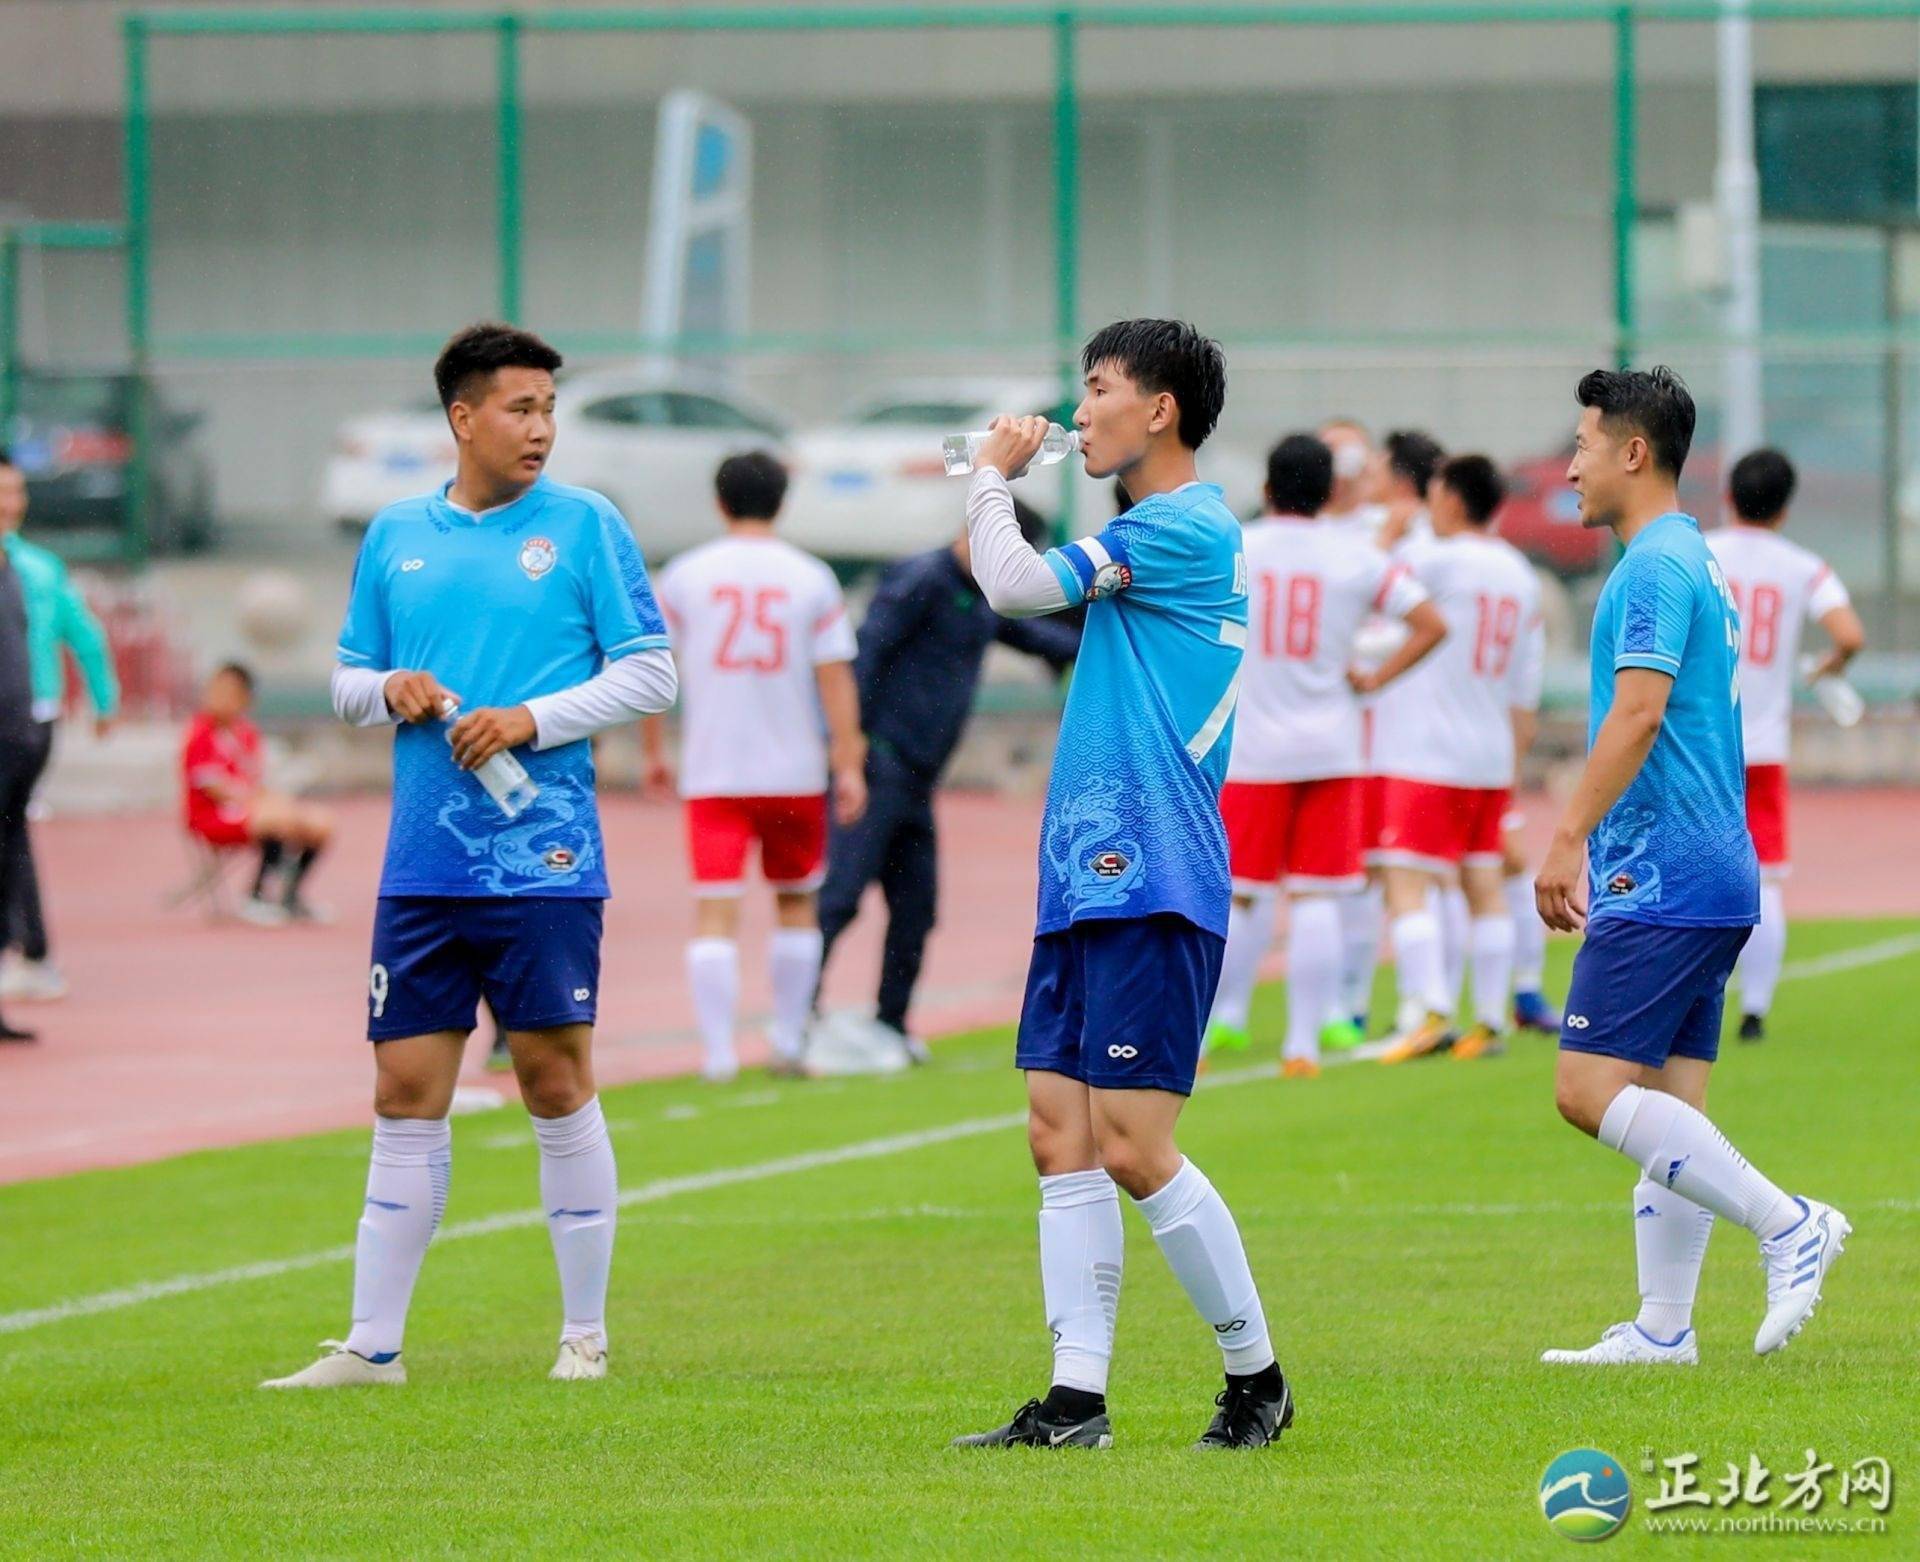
[818,500,1080,1056]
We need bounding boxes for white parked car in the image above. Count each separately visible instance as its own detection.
[320,369,789,561]
[780,376,1264,562]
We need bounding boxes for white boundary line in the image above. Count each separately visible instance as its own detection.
[1,925,1911,1340]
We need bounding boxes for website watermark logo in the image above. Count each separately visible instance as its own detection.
[1540,1448,1632,1541]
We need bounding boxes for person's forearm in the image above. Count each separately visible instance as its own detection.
[524,647,677,750]
[816,661,867,773]
[331,663,400,728]
[1369,608,1445,690]
[1808,606,1866,680]
[640,712,669,763]
[1552,701,1661,844]
[966,469,1071,618]
[1511,707,1539,759]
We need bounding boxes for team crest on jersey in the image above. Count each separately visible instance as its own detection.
[1607,871,1637,896]
[1088,561,1132,600]
[518,536,557,581]
[544,846,576,872]
[1089,849,1131,880]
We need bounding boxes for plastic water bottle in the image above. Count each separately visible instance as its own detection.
[1800,658,1865,728]
[440,698,541,818]
[942,423,1080,477]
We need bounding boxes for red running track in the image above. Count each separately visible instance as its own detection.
[1,787,1914,1184]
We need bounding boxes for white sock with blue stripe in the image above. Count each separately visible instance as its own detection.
[1598,1085,1800,1240]
[1135,1158,1274,1376]
[533,1097,618,1346]
[344,1114,452,1362]
[1633,1177,1714,1342]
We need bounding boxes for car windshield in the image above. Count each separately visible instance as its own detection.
[17,375,128,425]
[854,400,984,428]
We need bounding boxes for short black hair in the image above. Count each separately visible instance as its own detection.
[1010,496,1052,551]
[1575,365,1696,479]
[1265,433,1334,517]
[1111,479,1131,516]
[1384,430,1445,498]
[1080,318,1226,450]
[1728,447,1797,525]
[433,322,563,411]
[213,661,255,693]
[1437,454,1506,526]
[714,450,789,521]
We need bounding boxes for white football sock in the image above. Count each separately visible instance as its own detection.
[1135,1158,1274,1377]
[686,937,740,1077]
[1633,1176,1714,1343]
[1336,886,1382,1021]
[1038,1169,1123,1395]
[1390,908,1447,1021]
[1469,914,1515,1030]
[768,927,823,1061]
[344,1115,451,1361]
[1437,886,1470,1013]
[1598,1084,1801,1238]
[1211,894,1276,1032]
[532,1097,618,1346]
[1283,895,1342,1062]
[1736,881,1787,1018]
[1507,872,1546,992]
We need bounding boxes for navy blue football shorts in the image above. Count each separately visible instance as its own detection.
[1558,916,1752,1069]
[367,896,603,1041]
[1016,912,1226,1097]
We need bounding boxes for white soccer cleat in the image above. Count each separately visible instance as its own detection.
[260,1341,405,1389]
[550,1335,608,1381]
[1541,1321,1698,1365]
[1755,1197,1850,1356]
[0,959,68,1002]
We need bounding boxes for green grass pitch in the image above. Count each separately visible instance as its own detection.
[2,919,1914,1557]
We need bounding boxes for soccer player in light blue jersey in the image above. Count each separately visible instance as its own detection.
[264,324,679,1389]
[1536,368,1848,1367]
[950,321,1290,1451]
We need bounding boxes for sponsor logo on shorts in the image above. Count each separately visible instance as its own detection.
[1107,1044,1139,1060]
[573,987,591,1002]
[1090,850,1130,880]
[518,536,557,581]
[1607,871,1637,895]
[543,846,576,872]
[1565,1013,1591,1030]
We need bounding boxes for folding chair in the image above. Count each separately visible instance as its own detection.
[161,832,250,921]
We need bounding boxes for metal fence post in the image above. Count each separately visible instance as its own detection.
[1613,4,1638,371]
[124,14,152,564]
[497,13,524,324]
[1053,7,1079,538]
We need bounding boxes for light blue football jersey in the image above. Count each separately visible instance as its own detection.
[1035,482,1248,938]
[1586,512,1758,927]
[337,475,668,899]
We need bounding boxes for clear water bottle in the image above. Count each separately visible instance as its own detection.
[1800,658,1865,728]
[440,698,541,818]
[942,422,1080,477]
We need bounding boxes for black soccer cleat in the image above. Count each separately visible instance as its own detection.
[951,1397,1113,1449]
[1195,1369,1294,1450]
[1739,1013,1766,1043]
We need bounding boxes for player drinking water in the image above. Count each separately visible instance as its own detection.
[950,320,1290,1451]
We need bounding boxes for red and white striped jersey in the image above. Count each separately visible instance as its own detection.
[1705,523,1852,765]
[1372,531,1544,789]
[1227,515,1429,783]
[657,534,856,799]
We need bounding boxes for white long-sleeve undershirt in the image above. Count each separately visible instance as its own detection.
[329,647,678,750]
[965,468,1072,618]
